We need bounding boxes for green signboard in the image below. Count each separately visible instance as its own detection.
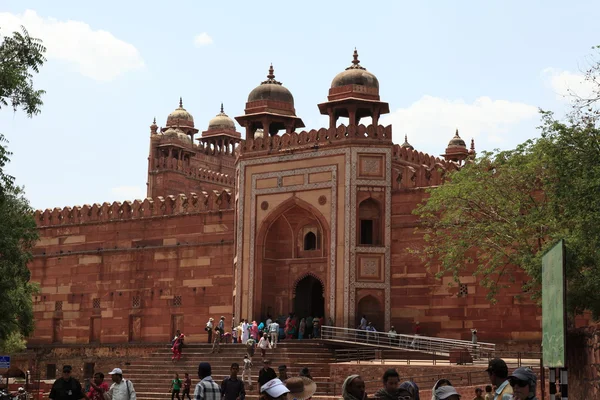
[542,239,567,367]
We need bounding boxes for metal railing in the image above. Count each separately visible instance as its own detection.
[321,325,495,357]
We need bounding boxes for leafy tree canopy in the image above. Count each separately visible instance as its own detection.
[414,52,600,319]
[0,26,46,353]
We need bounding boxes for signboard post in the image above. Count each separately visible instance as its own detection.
[542,239,567,400]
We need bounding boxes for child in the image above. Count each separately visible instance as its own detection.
[484,385,493,400]
[242,354,253,390]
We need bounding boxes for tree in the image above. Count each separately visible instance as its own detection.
[413,53,600,318]
[0,26,46,353]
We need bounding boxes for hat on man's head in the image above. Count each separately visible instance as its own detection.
[435,386,461,399]
[62,365,72,373]
[508,367,537,396]
[278,365,287,371]
[485,358,508,375]
[108,368,123,375]
[285,377,317,400]
[261,378,290,398]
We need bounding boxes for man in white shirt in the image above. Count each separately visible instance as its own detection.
[268,321,279,348]
[265,315,272,332]
[104,368,135,400]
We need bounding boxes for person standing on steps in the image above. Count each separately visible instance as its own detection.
[277,366,288,382]
[170,373,183,400]
[194,363,220,400]
[299,368,312,380]
[268,319,279,348]
[182,373,192,400]
[218,317,226,335]
[258,333,272,357]
[410,321,420,348]
[105,367,136,400]
[206,318,215,344]
[241,319,249,344]
[221,363,245,400]
[305,316,313,339]
[257,360,277,394]
[211,328,222,354]
[245,336,256,359]
[242,355,253,391]
[49,365,85,400]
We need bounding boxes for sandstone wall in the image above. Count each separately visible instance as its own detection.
[390,189,543,343]
[29,194,235,345]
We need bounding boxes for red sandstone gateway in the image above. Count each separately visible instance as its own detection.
[29,50,543,350]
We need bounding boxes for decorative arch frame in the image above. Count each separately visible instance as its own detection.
[292,272,326,296]
[254,196,331,318]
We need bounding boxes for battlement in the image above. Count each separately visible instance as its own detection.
[34,191,233,227]
[391,144,461,188]
[152,157,235,186]
[238,124,392,155]
[392,143,449,169]
[153,135,238,157]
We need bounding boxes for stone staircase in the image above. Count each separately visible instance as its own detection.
[121,341,336,400]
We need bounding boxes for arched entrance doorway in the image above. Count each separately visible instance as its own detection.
[356,295,384,331]
[294,275,325,320]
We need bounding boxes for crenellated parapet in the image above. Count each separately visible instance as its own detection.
[391,144,460,189]
[152,156,234,186]
[34,191,233,227]
[239,124,392,155]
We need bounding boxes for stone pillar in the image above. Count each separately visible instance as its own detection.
[329,111,336,130]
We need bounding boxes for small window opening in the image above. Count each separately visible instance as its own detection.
[304,232,317,250]
[360,220,374,245]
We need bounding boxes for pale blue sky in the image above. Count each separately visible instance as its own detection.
[0,1,596,209]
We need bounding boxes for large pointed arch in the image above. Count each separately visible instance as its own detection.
[254,196,331,319]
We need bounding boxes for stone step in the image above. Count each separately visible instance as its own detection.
[133,393,337,400]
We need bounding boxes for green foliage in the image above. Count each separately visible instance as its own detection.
[0,26,45,352]
[0,331,27,354]
[413,92,600,318]
[413,141,554,303]
[0,26,46,117]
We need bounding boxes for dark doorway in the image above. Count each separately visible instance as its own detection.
[356,295,384,331]
[293,275,325,320]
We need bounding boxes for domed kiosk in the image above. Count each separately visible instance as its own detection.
[442,129,470,164]
[201,104,241,156]
[235,65,305,139]
[318,49,390,129]
[160,98,199,140]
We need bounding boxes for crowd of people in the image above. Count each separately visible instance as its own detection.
[170,314,329,361]
[45,356,539,400]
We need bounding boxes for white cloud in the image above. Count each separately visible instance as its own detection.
[0,9,144,81]
[193,32,213,47]
[110,186,147,201]
[542,68,596,103]
[381,95,538,153]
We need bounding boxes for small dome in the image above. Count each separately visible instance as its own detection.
[163,127,191,143]
[208,104,236,131]
[400,134,414,150]
[247,65,294,105]
[167,98,194,126]
[448,129,467,148]
[331,49,379,89]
